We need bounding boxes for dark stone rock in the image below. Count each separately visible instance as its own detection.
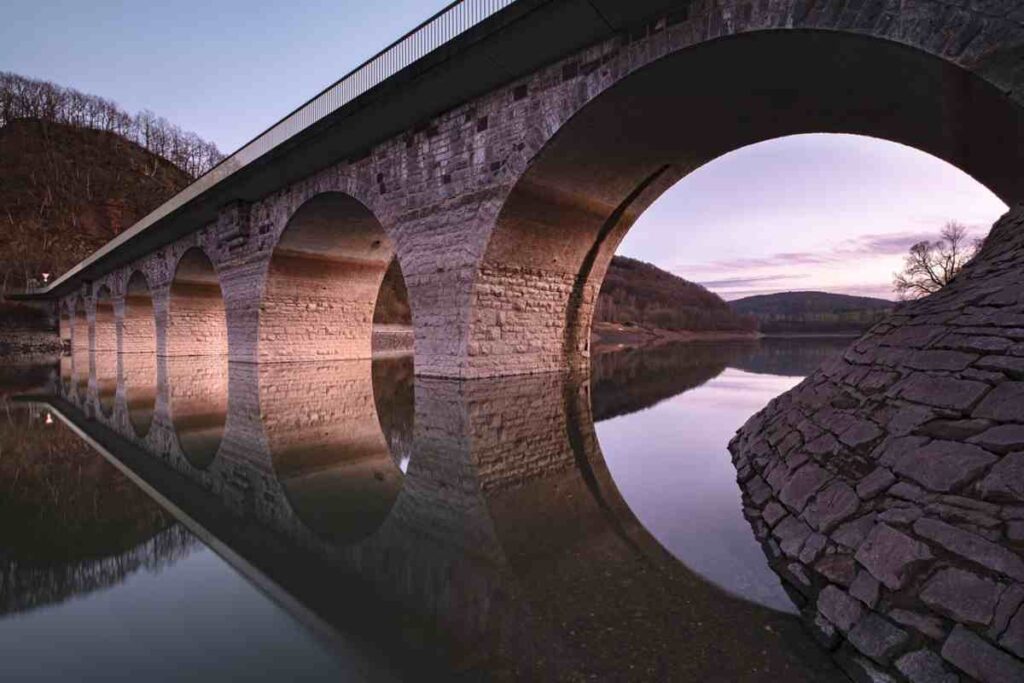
[924,503,1000,528]
[941,624,1024,683]
[762,500,787,527]
[833,513,878,550]
[920,567,1004,626]
[889,482,930,503]
[990,585,1024,640]
[878,505,924,526]
[805,433,839,456]
[889,406,937,437]
[919,418,993,440]
[914,518,1024,582]
[858,467,896,499]
[816,554,858,587]
[1000,604,1024,658]
[855,523,934,590]
[773,514,813,558]
[970,425,1024,454]
[905,349,978,371]
[805,481,861,532]
[1007,522,1024,542]
[841,420,885,448]
[976,355,1024,380]
[978,453,1024,503]
[818,584,865,633]
[875,435,930,467]
[848,614,908,664]
[895,649,958,683]
[810,610,841,650]
[779,463,831,513]
[889,609,947,641]
[899,374,990,411]
[974,382,1024,422]
[940,334,1013,354]
[850,570,880,608]
[747,476,772,505]
[799,532,827,564]
[892,440,998,492]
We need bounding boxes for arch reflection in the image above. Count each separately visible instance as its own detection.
[262,358,411,544]
[167,356,227,469]
[121,353,156,437]
[94,352,117,418]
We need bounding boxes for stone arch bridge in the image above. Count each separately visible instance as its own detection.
[23,0,1024,680]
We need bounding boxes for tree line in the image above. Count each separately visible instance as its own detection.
[0,72,224,178]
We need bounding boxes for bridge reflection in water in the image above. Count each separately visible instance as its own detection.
[29,341,848,681]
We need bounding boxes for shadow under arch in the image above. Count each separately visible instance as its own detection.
[474,28,1024,376]
[260,192,401,363]
[167,247,228,357]
[260,357,412,545]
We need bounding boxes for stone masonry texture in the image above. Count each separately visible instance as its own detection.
[730,206,1024,682]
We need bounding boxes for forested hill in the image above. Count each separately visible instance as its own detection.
[0,72,224,295]
[730,291,895,335]
[595,256,757,333]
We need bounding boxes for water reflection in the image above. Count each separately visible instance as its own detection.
[15,337,851,680]
[167,356,228,469]
[121,352,156,437]
[94,352,117,417]
[262,360,407,544]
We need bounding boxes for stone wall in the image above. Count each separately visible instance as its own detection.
[729,206,1024,683]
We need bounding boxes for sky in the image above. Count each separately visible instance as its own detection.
[1,2,1008,301]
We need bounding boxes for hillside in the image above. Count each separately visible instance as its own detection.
[730,291,894,335]
[595,256,757,334]
[0,118,194,293]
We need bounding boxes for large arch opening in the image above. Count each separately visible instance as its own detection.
[167,248,228,357]
[123,271,156,354]
[92,285,116,352]
[167,356,228,469]
[71,297,89,357]
[260,192,400,362]
[472,29,1024,377]
[262,359,409,544]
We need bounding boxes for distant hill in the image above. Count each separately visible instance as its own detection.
[0,118,194,293]
[730,291,894,335]
[595,256,757,334]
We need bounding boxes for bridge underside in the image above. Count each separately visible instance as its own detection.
[43,4,1024,679]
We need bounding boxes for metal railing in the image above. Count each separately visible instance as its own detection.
[45,0,518,293]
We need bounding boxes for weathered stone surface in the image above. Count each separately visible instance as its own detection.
[920,567,1003,626]
[778,463,831,512]
[905,349,978,372]
[850,570,880,608]
[773,514,813,558]
[941,625,1024,683]
[898,375,990,411]
[762,500,787,527]
[833,513,878,550]
[818,585,865,633]
[915,518,1024,582]
[1001,605,1024,658]
[990,585,1024,640]
[847,614,908,664]
[805,481,861,532]
[746,475,772,505]
[799,532,827,564]
[892,440,997,492]
[857,467,896,499]
[976,355,1024,380]
[919,418,992,441]
[855,523,934,590]
[889,609,947,641]
[977,453,1024,502]
[974,382,1024,422]
[816,554,858,587]
[875,435,930,467]
[895,649,958,683]
[970,425,1024,454]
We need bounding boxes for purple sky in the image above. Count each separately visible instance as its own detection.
[2,2,1007,301]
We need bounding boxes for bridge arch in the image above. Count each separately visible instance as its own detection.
[58,302,71,351]
[167,247,228,357]
[72,295,89,356]
[469,28,1024,376]
[123,271,156,354]
[93,284,117,353]
[259,192,400,362]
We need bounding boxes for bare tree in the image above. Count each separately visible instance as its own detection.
[893,221,982,300]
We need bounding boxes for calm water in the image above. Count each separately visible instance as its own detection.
[0,338,852,681]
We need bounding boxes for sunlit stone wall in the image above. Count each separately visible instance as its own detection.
[730,206,1024,683]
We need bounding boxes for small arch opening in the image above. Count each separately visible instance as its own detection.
[261,192,399,362]
[93,285,116,352]
[167,248,228,357]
